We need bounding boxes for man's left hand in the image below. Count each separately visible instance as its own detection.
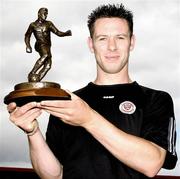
[38,91,94,127]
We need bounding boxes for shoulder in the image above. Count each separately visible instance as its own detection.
[28,22,36,28]
[139,84,173,103]
[46,20,52,23]
[137,83,174,114]
[25,22,36,33]
[45,20,54,26]
[73,84,90,97]
[28,21,39,29]
[73,83,95,102]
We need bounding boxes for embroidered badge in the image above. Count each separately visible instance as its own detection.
[119,101,136,114]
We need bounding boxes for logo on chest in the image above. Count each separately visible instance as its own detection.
[119,101,136,114]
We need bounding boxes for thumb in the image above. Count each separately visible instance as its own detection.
[7,102,17,113]
[65,89,78,100]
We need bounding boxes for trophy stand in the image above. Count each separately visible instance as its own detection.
[4,82,71,106]
[4,7,72,106]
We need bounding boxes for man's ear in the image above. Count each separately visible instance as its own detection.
[87,37,94,53]
[130,34,135,51]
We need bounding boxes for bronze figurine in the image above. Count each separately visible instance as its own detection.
[25,7,72,82]
[4,7,72,106]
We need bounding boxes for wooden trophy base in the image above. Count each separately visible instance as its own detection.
[4,82,71,106]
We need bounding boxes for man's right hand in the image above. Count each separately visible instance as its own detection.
[65,30,72,36]
[26,46,32,53]
[7,102,42,134]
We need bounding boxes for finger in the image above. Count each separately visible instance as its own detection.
[14,110,42,131]
[40,100,71,108]
[12,108,42,125]
[65,90,78,100]
[13,102,37,118]
[7,102,17,113]
[42,106,71,116]
[21,108,42,124]
[43,109,69,122]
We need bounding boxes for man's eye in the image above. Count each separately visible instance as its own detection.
[99,37,106,41]
[118,37,125,40]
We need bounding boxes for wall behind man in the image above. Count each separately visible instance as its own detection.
[0,0,179,176]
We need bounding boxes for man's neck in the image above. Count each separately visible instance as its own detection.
[94,74,132,85]
[38,18,45,23]
[94,62,132,85]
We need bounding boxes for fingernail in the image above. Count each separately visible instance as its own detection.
[40,101,45,105]
[31,102,37,106]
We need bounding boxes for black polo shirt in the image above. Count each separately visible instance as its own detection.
[46,82,177,179]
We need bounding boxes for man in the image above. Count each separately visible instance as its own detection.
[8,4,177,179]
[25,7,72,82]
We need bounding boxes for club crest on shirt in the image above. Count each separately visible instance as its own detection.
[119,101,136,114]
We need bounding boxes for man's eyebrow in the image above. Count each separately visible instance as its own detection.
[95,33,129,39]
[95,35,107,38]
[117,33,129,36]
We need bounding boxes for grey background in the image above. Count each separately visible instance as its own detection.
[0,0,179,176]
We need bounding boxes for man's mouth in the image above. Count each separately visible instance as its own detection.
[105,55,120,61]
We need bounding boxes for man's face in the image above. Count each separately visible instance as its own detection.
[39,9,48,20]
[88,17,135,75]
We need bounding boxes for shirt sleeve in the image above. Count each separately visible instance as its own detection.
[142,91,177,169]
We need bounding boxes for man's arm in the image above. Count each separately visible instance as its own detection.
[7,102,63,179]
[84,111,166,177]
[39,92,166,178]
[28,129,63,179]
[24,23,33,53]
[49,21,72,37]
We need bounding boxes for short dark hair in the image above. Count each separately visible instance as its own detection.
[38,7,48,15]
[87,4,133,38]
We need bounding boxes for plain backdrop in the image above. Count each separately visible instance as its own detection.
[0,0,179,176]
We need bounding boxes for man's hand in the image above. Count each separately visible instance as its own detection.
[7,102,42,133]
[38,91,94,127]
[26,46,32,53]
[65,30,72,36]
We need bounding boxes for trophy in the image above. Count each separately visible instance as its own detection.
[4,7,72,106]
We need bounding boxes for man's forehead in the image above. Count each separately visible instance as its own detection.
[93,17,130,35]
[42,9,48,13]
[94,17,128,26]
[39,8,48,13]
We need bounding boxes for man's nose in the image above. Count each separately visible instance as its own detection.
[108,37,117,51]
